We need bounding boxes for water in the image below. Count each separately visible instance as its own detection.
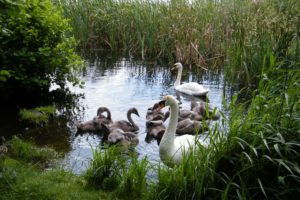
[0,58,231,174]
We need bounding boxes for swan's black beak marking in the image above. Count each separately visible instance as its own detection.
[158,99,166,111]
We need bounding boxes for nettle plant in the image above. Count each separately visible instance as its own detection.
[0,0,83,100]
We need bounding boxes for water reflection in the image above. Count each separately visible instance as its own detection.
[63,58,230,174]
[0,57,230,174]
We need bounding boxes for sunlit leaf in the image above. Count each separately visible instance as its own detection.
[242,152,253,165]
[275,159,293,174]
[257,178,267,198]
[274,144,283,157]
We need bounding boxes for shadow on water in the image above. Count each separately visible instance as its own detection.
[0,57,233,174]
[0,89,82,153]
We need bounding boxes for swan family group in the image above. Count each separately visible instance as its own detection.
[76,63,220,167]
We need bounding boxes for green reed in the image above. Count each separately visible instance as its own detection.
[55,0,224,65]
[84,146,125,190]
[56,0,298,88]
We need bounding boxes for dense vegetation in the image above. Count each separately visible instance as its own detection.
[0,0,299,199]
[57,0,299,88]
[0,0,83,104]
[0,137,110,200]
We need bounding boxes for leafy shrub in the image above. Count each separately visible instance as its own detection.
[0,0,83,102]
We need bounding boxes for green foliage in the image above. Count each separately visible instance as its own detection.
[0,158,109,200]
[56,0,226,66]
[0,0,84,101]
[210,55,300,199]
[85,146,149,199]
[224,0,299,89]
[58,0,299,89]
[19,105,56,124]
[7,136,59,167]
[85,146,126,190]
[0,70,10,84]
[117,157,149,199]
[148,145,214,200]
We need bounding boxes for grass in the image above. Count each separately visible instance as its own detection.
[84,146,126,190]
[19,105,56,125]
[7,136,59,168]
[84,146,149,199]
[0,137,110,200]
[0,159,110,200]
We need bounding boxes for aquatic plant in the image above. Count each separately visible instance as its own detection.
[55,0,225,66]
[117,156,149,199]
[19,105,56,125]
[7,136,59,167]
[57,0,299,89]
[84,146,126,190]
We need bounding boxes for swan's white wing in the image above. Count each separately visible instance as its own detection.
[174,135,196,151]
[175,82,209,96]
[170,135,195,165]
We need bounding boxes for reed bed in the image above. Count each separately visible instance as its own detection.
[56,0,226,66]
[56,0,299,88]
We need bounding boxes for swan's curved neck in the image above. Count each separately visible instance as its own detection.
[160,102,178,148]
[97,107,112,120]
[127,111,137,128]
[174,67,182,87]
[105,108,112,120]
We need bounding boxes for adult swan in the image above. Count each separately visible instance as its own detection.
[173,62,209,96]
[157,95,206,167]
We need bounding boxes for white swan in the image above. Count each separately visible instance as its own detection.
[173,62,209,96]
[157,95,206,167]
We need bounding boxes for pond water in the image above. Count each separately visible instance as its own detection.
[0,58,232,174]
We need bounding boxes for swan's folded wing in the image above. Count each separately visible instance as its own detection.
[175,82,209,96]
[174,135,196,151]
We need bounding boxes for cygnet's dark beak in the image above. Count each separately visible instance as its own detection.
[157,99,166,111]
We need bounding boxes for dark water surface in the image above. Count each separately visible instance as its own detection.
[0,58,231,174]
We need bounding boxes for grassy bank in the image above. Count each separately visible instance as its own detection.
[0,137,111,200]
[56,0,299,88]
